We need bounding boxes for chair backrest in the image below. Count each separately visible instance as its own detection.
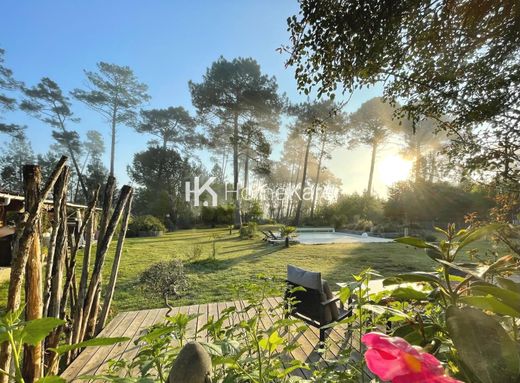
[286,265,324,323]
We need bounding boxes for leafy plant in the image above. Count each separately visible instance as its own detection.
[239,222,258,239]
[127,215,166,236]
[279,225,296,238]
[139,259,189,309]
[0,309,127,383]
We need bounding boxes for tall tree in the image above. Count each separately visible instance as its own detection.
[348,97,399,197]
[72,62,150,176]
[81,130,108,199]
[0,132,35,192]
[0,48,23,136]
[289,99,343,225]
[20,77,88,199]
[190,57,282,227]
[137,106,202,152]
[285,0,520,184]
[400,118,445,183]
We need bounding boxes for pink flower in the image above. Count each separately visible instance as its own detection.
[361,332,463,383]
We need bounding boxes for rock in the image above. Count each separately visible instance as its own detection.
[168,341,212,383]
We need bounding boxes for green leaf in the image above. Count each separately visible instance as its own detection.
[460,296,520,317]
[446,305,520,383]
[35,376,67,383]
[21,318,65,346]
[383,272,443,287]
[362,304,410,320]
[390,287,428,301]
[457,224,504,251]
[339,286,351,304]
[394,237,436,249]
[496,277,520,295]
[52,337,129,355]
[471,285,520,313]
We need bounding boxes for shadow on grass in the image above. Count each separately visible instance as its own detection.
[185,244,286,274]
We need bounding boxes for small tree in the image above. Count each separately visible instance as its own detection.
[139,259,189,310]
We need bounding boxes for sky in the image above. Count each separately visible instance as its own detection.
[1,0,403,196]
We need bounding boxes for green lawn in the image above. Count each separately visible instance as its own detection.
[0,227,496,315]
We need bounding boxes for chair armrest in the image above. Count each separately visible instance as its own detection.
[321,296,340,306]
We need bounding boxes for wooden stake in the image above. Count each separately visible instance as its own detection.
[96,190,133,333]
[0,155,67,383]
[80,185,132,341]
[22,165,43,383]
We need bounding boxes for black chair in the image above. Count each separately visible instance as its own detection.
[284,265,352,342]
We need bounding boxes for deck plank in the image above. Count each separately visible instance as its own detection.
[61,311,130,381]
[63,297,357,381]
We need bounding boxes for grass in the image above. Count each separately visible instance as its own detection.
[0,227,499,315]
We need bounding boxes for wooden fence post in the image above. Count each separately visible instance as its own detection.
[21,165,43,383]
[80,185,132,341]
[0,156,67,383]
[96,190,133,333]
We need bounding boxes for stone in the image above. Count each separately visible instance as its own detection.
[168,341,212,383]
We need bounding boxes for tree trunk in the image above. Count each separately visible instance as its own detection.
[294,133,312,226]
[232,112,242,228]
[0,155,67,383]
[310,139,326,219]
[367,141,378,197]
[110,106,118,177]
[22,165,43,383]
[414,142,422,183]
[96,190,133,333]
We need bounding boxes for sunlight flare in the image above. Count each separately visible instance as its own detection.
[378,155,412,185]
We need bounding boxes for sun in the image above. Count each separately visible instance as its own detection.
[378,155,413,185]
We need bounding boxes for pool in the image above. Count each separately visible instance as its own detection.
[296,231,393,244]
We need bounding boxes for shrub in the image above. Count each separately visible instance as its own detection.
[139,259,188,308]
[280,225,296,237]
[185,242,204,262]
[239,222,258,239]
[200,204,234,226]
[355,219,373,232]
[127,215,166,237]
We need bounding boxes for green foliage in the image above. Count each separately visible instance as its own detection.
[239,222,258,239]
[279,225,296,237]
[139,259,188,308]
[313,195,377,229]
[286,0,520,184]
[446,306,520,383]
[129,147,199,229]
[385,181,494,224]
[127,215,166,236]
[0,309,126,383]
[136,106,202,154]
[200,204,234,227]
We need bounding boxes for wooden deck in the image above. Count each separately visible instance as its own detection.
[62,297,354,381]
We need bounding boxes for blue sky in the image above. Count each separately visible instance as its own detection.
[1,0,395,194]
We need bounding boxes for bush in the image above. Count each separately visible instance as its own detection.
[127,215,166,237]
[355,219,373,232]
[185,242,204,262]
[200,204,234,226]
[139,259,188,308]
[239,222,258,239]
